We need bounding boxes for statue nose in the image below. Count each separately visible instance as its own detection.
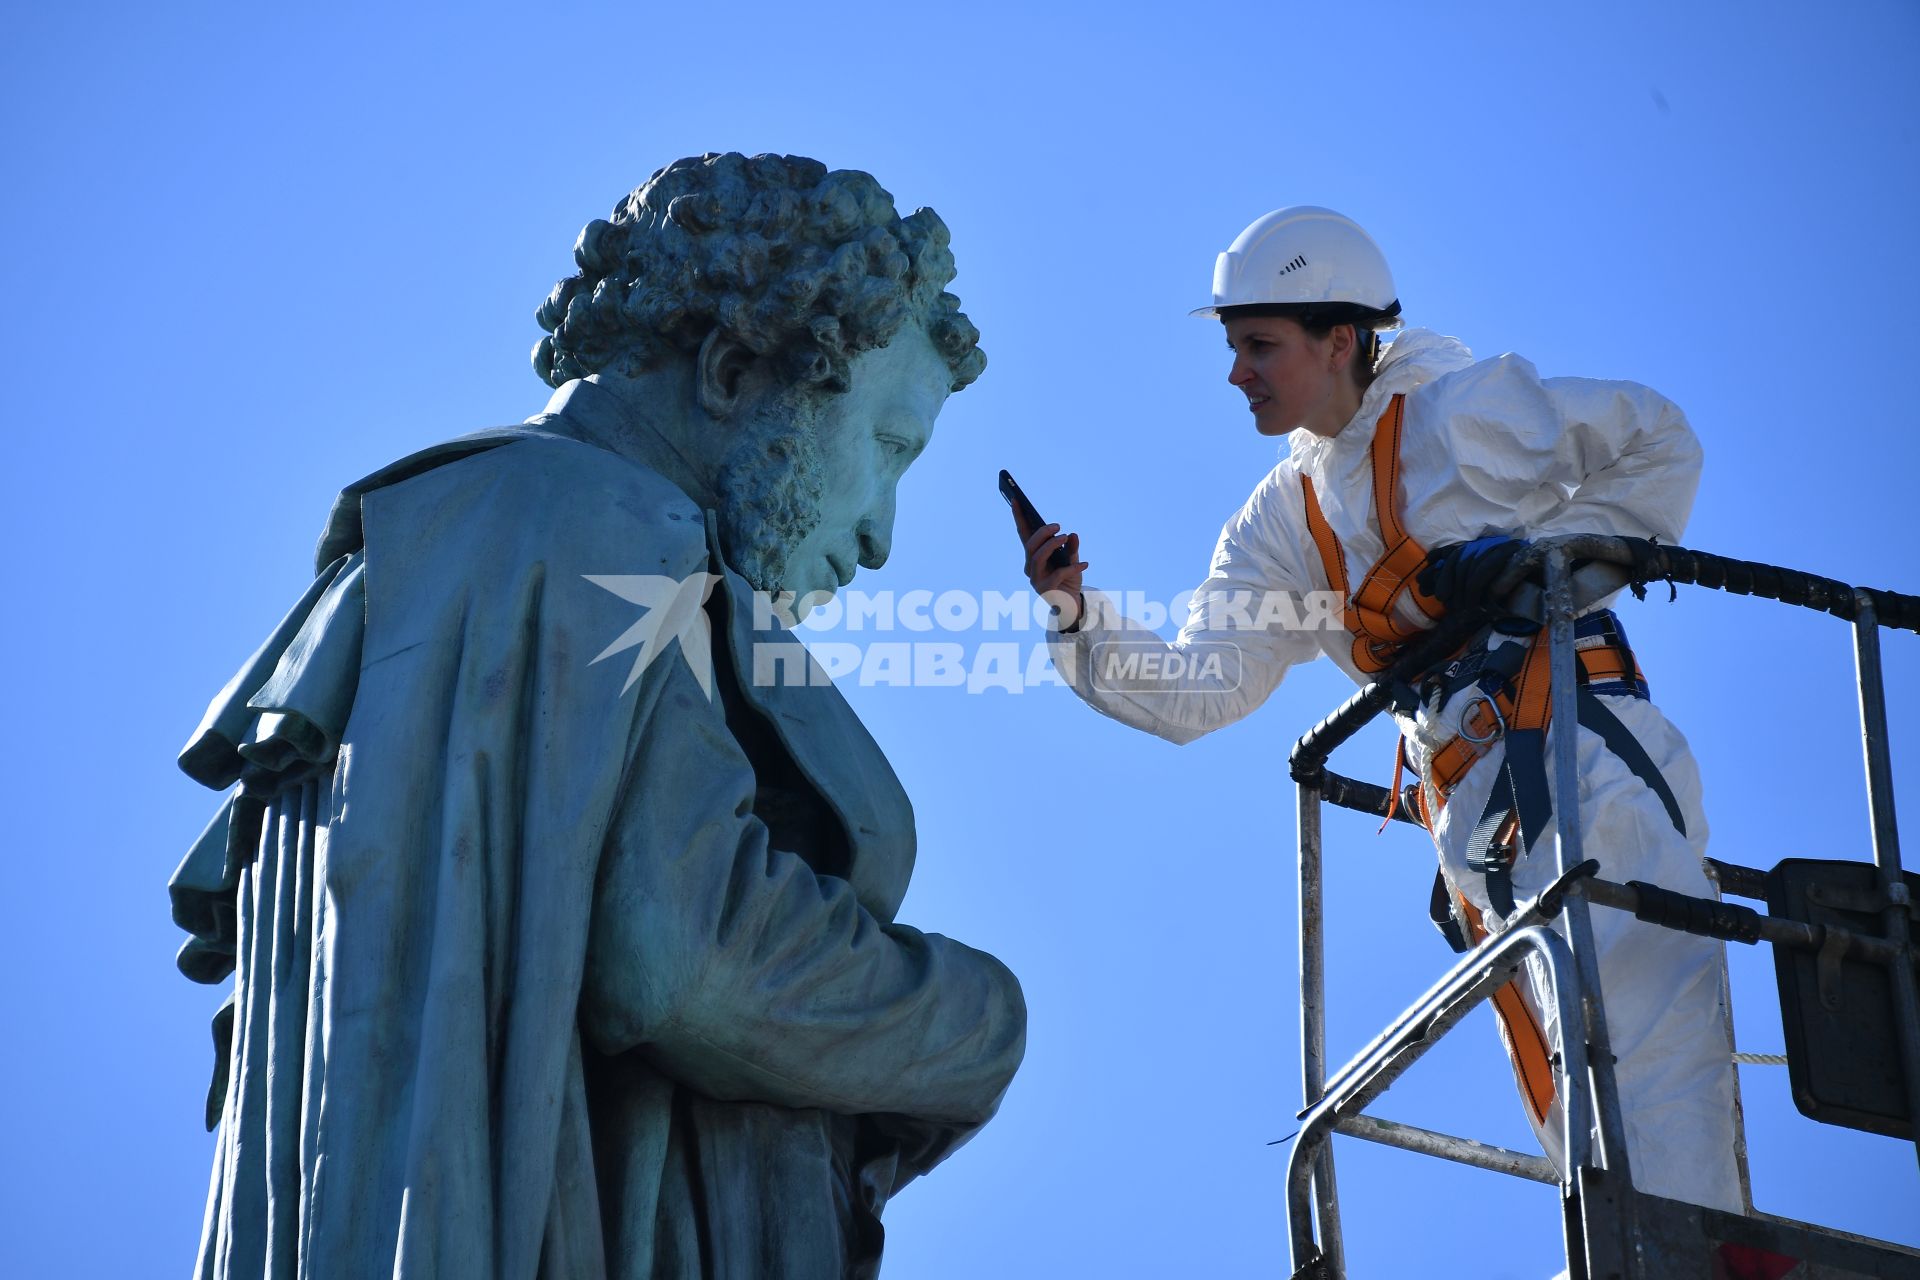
[857,515,891,569]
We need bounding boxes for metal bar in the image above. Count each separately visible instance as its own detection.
[1851,593,1920,1171]
[1854,591,1908,879]
[1712,809,1758,1212]
[1493,532,1920,630]
[1297,781,1344,1275]
[1577,874,1913,966]
[1335,1113,1559,1185]
[1705,859,1756,1211]
[1285,925,1590,1275]
[1854,591,1908,880]
[1319,861,1592,1103]
[1289,683,1396,785]
[1320,770,1423,826]
[1747,1207,1920,1259]
[1545,546,1635,1185]
[1546,544,1586,881]
[1705,857,1771,902]
[1285,532,1920,792]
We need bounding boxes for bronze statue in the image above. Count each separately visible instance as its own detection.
[170,152,1024,1280]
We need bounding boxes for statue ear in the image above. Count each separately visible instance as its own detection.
[696,329,758,419]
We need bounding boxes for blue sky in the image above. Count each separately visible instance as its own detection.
[3,2,1917,1276]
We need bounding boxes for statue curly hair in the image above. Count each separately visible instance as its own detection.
[534,153,986,395]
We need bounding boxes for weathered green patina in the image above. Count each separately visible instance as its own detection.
[170,153,1024,1280]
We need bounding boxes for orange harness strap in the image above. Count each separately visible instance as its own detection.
[1571,638,1644,688]
[1421,637,1554,816]
[1300,475,1351,618]
[1298,394,1655,831]
[1300,395,1445,674]
[1356,394,1446,640]
[1458,894,1558,1124]
[1419,640,1645,811]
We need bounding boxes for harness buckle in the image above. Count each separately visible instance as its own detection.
[1458,691,1506,746]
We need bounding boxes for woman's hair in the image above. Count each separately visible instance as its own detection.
[1218,303,1384,390]
[534,153,985,393]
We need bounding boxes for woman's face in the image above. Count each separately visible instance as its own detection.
[1223,315,1346,438]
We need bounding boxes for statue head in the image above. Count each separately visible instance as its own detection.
[534,153,985,609]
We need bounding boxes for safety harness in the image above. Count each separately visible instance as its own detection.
[1300,393,1696,1123]
[1299,394,1689,931]
[1301,392,1446,675]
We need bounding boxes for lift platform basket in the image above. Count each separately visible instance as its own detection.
[1770,857,1920,1139]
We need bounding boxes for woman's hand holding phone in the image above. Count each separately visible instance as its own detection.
[999,470,1088,630]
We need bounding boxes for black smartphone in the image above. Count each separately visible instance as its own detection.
[999,469,1072,571]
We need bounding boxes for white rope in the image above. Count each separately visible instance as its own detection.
[1733,1052,1789,1066]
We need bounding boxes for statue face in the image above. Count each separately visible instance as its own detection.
[716,324,953,616]
[782,324,951,614]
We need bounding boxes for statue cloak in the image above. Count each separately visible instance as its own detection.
[171,395,1025,1278]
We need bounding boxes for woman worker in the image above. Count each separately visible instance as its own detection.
[1014,206,1743,1213]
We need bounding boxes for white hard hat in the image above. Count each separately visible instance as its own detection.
[1194,205,1401,325]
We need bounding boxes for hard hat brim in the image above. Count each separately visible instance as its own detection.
[1192,301,1405,327]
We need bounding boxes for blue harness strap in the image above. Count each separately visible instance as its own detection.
[1452,610,1684,925]
[1575,691,1688,838]
[1467,726,1550,917]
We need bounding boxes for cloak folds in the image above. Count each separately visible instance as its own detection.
[171,418,1026,1279]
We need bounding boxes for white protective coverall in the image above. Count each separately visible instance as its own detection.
[1049,328,1743,1212]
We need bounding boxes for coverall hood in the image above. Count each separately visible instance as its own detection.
[1287,327,1475,463]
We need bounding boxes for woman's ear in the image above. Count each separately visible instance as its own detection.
[1328,323,1358,371]
[696,329,758,419]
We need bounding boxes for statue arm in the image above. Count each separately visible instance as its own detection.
[580,654,1026,1130]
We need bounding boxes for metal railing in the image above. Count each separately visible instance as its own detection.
[1281,537,1920,1279]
